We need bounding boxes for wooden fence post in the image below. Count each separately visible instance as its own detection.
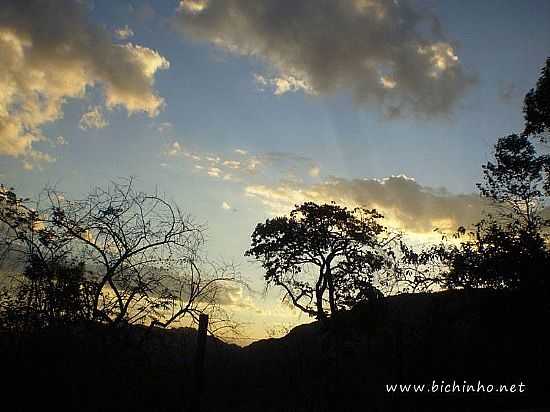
[190,313,208,412]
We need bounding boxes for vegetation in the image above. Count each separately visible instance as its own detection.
[245,202,396,326]
[0,179,237,334]
[438,62,550,292]
[523,57,550,142]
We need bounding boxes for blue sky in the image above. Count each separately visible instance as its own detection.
[1,0,550,340]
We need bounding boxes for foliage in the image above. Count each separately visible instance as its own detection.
[442,219,549,290]
[523,57,550,140]
[477,134,549,226]
[388,240,448,293]
[245,202,395,324]
[436,58,550,292]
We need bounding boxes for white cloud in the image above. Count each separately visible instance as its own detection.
[207,167,222,177]
[205,156,221,164]
[223,160,241,169]
[55,136,67,146]
[165,144,321,185]
[254,73,315,96]
[115,25,134,40]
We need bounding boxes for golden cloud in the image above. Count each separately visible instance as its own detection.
[0,0,169,167]
[245,175,487,234]
[79,106,108,130]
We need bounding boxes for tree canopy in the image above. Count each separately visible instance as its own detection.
[245,202,394,325]
[523,57,550,140]
[439,58,550,292]
[478,133,549,228]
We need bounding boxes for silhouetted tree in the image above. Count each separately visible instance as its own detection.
[0,180,237,333]
[442,219,549,290]
[389,240,447,293]
[523,57,550,141]
[440,134,549,290]
[437,59,550,292]
[245,202,395,326]
[478,133,549,229]
[17,257,95,328]
[438,135,550,291]
[523,57,550,197]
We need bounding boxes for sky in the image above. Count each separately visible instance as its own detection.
[1,0,550,343]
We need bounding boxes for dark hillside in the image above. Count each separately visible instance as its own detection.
[2,289,548,411]
[222,289,549,411]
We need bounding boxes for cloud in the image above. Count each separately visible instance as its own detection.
[55,136,67,146]
[212,284,263,313]
[115,25,134,40]
[207,167,222,177]
[221,200,237,211]
[166,141,182,156]
[156,121,173,133]
[176,0,475,116]
[245,175,487,234]
[79,106,108,130]
[164,143,321,183]
[0,0,169,166]
[254,73,315,96]
[223,160,241,169]
[308,166,321,177]
[162,142,484,235]
[21,150,56,171]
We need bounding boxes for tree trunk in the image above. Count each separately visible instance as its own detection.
[326,265,337,316]
[315,287,327,326]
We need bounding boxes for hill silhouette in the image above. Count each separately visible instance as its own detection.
[2,288,549,411]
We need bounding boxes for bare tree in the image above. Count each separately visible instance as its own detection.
[0,179,238,333]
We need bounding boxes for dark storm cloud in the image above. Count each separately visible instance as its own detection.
[176,0,475,116]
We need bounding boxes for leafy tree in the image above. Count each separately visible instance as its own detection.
[22,257,94,325]
[245,202,395,325]
[437,58,550,292]
[477,133,549,229]
[523,57,550,141]
[440,135,549,292]
[390,240,447,293]
[442,219,549,291]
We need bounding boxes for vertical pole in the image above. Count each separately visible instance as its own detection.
[190,313,208,412]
